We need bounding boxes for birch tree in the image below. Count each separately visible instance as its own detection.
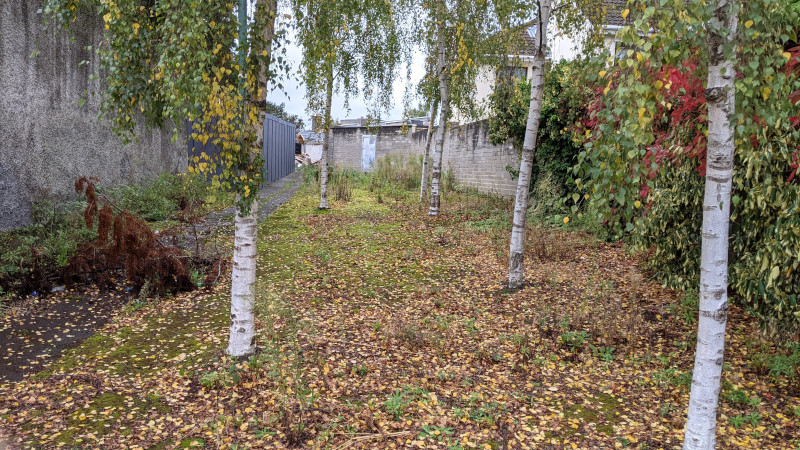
[577,0,800,444]
[507,0,550,288]
[506,0,604,288]
[294,0,406,209]
[419,0,519,216]
[44,0,289,357]
[419,97,439,201]
[683,1,738,446]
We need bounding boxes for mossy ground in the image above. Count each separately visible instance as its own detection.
[0,176,798,449]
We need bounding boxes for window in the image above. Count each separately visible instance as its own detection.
[500,66,528,81]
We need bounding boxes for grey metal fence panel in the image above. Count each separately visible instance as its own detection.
[187,114,296,184]
[262,113,296,183]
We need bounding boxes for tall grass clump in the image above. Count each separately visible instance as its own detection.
[100,172,213,222]
[367,155,422,201]
[330,166,361,202]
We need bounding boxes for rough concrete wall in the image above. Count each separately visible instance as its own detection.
[0,0,186,231]
[330,126,428,171]
[329,122,518,197]
[441,120,519,197]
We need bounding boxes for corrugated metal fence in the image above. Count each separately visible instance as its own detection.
[262,113,296,183]
[187,113,296,184]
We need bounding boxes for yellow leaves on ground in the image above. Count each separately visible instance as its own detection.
[2,186,799,449]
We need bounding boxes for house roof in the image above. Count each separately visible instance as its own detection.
[518,29,538,56]
[603,0,627,27]
[298,130,323,144]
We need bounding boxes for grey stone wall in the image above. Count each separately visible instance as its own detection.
[330,126,427,171]
[329,121,519,197]
[0,0,186,231]
[441,120,519,197]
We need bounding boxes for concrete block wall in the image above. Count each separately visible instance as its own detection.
[0,0,186,231]
[441,120,519,197]
[328,122,519,197]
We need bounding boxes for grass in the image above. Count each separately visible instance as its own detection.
[1,158,799,448]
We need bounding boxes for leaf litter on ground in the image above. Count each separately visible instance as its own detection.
[0,182,798,449]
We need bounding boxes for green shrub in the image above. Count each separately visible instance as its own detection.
[101,172,209,222]
[488,59,592,198]
[0,200,95,291]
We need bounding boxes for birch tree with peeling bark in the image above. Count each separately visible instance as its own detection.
[506,0,604,288]
[683,0,738,447]
[418,0,521,216]
[294,0,407,210]
[507,0,550,288]
[44,0,290,357]
[419,97,439,202]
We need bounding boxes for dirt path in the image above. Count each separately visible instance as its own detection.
[0,171,303,384]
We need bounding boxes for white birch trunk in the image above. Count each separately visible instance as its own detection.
[319,72,333,210]
[508,0,550,289]
[420,98,439,202]
[428,25,450,217]
[227,199,259,357]
[683,1,738,448]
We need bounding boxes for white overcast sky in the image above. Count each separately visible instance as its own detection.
[265,28,428,129]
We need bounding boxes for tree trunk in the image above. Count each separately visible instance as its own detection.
[420,97,439,202]
[227,199,259,356]
[508,0,550,289]
[320,67,333,210]
[683,1,738,448]
[226,0,276,358]
[428,24,450,217]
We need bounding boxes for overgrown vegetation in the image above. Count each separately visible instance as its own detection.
[488,59,593,197]
[3,160,797,448]
[576,0,800,334]
[0,173,230,300]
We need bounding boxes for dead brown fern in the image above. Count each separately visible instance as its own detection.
[65,177,195,296]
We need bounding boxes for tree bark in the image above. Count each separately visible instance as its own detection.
[428,23,450,217]
[226,0,276,357]
[508,0,550,289]
[227,198,259,356]
[420,97,439,202]
[320,66,333,210]
[683,1,738,448]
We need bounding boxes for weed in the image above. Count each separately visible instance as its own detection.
[659,402,675,417]
[383,386,427,420]
[419,425,454,442]
[589,344,615,362]
[724,387,761,408]
[669,293,699,325]
[353,362,369,376]
[464,318,478,335]
[199,369,236,389]
[768,354,800,380]
[396,324,428,348]
[560,330,589,351]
